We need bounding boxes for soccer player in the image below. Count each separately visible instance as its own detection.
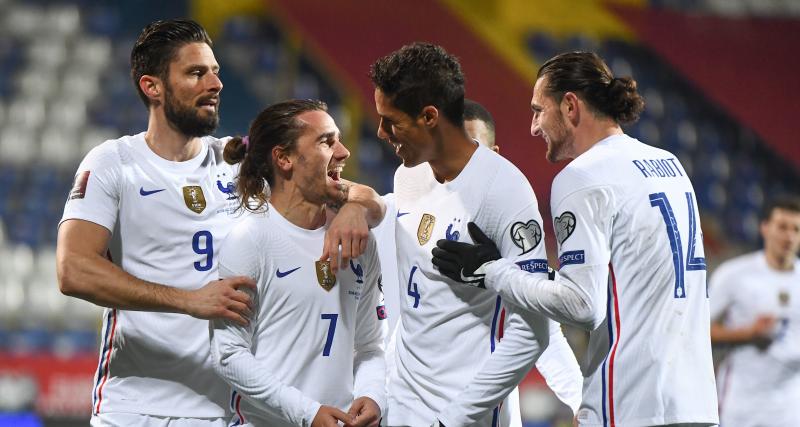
[463,99,499,153]
[433,51,719,426]
[370,43,581,426]
[710,196,800,426]
[56,19,374,426]
[210,100,385,427]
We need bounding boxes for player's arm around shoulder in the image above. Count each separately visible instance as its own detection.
[322,181,386,271]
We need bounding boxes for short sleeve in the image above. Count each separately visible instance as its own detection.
[708,264,734,321]
[60,142,122,232]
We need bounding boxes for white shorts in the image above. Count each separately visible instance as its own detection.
[90,413,227,427]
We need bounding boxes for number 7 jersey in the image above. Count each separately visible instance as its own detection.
[551,134,718,426]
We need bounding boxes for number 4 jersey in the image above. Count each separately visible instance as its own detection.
[550,134,718,426]
[60,133,241,418]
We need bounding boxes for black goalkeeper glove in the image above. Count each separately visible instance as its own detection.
[431,222,500,288]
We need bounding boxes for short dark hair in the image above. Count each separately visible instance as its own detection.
[537,51,644,124]
[463,99,495,134]
[223,99,328,212]
[761,196,800,222]
[130,19,213,108]
[370,42,465,126]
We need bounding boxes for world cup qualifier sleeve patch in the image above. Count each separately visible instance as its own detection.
[554,211,576,245]
[68,171,90,200]
[510,219,542,255]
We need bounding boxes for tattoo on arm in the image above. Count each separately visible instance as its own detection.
[327,182,351,212]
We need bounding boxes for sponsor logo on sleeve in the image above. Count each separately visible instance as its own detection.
[510,219,542,254]
[417,213,436,245]
[554,211,576,245]
[515,259,549,273]
[315,260,337,291]
[68,171,90,200]
[558,250,585,267]
[182,185,207,214]
[376,305,387,320]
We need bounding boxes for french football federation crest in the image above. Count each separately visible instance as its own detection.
[554,211,576,245]
[183,186,206,214]
[417,213,436,245]
[510,220,542,254]
[315,260,337,291]
[350,259,364,284]
[779,291,790,306]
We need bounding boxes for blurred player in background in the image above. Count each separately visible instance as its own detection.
[710,196,800,426]
[433,51,719,426]
[371,42,581,426]
[463,99,499,153]
[56,18,375,426]
[210,100,385,427]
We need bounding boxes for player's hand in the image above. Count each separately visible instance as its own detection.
[312,405,353,427]
[344,396,381,427]
[431,222,500,288]
[185,276,256,326]
[321,202,370,271]
[750,314,777,349]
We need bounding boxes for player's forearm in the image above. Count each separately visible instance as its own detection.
[57,247,189,312]
[352,347,386,413]
[210,323,321,425]
[438,309,548,426]
[484,259,602,330]
[534,321,583,415]
[710,322,759,344]
[346,183,385,228]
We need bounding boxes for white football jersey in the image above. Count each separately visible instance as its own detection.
[550,135,718,426]
[710,251,800,426]
[387,145,556,426]
[210,206,386,427]
[60,133,241,417]
[373,193,400,343]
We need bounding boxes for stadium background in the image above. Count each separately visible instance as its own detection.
[0,0,798,426]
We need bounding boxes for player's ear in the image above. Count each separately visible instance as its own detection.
[562,92,580,124]
[273,145,292,174]
[420,105,439,128]
[140,75,163,106]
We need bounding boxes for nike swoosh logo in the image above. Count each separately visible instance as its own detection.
[397,212,410,218]
[276,267,301,278]
[139,187,166,196]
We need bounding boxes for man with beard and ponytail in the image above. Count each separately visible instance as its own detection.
[210,100,385,427]
[433,51,718,426]
[57,18,381,426]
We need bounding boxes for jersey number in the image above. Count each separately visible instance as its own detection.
[407,266,420,308]
[320,313,338,357]
[192,230,213,272]
[649,192,706,298]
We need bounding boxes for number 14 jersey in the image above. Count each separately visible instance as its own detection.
[552,134,718,426]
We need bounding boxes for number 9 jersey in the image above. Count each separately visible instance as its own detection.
[551,134,718,426]
[60,133,241,418]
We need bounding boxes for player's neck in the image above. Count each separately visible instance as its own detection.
[428,129,477,183]
[573,120,623,158]
[765,249,796,272]
[144,111,203,162]
[270,183,326,230]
